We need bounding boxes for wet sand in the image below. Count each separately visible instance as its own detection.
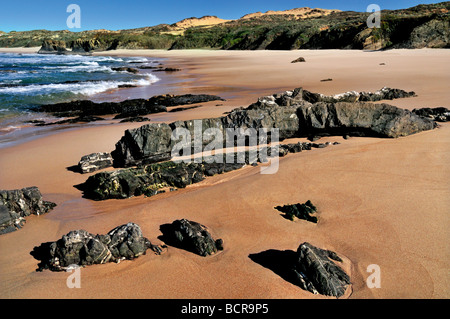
[0,48,449,299]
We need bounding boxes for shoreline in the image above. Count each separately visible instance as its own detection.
[0,47,449,299]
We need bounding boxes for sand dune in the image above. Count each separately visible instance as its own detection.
[240,7,340,20]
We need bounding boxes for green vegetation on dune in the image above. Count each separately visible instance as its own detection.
[0,2,448,51]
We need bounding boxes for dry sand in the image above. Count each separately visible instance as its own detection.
[0,48,449,299]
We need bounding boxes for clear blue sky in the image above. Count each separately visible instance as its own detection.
[0,0,444,32]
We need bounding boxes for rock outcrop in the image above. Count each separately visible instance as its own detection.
[159,219,223,256]
[30,222,165,271]
[249,242,351,297]
[0,187,56,235]
[80,143,338,201]
[111,87,435,168]
[78,152,113,174]
[300,87,417,103]
[413,107,450,122]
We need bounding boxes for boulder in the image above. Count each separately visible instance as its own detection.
[292,242,351,297]
[0,187,56,235]
[291,57,306,63]
[160,219,223,256]
[112,123,173,167]
[30,222,164,271]
[78,152,113,174]
[38,40,68,54]
[275,200,318,222]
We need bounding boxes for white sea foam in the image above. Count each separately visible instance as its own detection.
[0,74,160,96]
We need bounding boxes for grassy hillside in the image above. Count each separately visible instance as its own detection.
[0,2,448,51]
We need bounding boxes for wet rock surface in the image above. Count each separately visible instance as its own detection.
[30,222,165,271]
[0,187,56,235]
[159,219,223,256]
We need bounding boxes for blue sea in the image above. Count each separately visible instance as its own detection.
[0,53,160,141]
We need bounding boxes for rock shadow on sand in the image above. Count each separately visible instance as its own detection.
[249,249,300,285]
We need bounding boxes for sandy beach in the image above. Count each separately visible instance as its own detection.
[0,48,448,299]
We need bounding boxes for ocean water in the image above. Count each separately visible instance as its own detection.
[0,53,160,138]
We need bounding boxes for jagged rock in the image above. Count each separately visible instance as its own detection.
[119,116,151,123]
[296,101,435,138]
[79,158,246,201]
[33,94,223,120]
[292,242,351,297]
[38,40,68,54]
[35,115,106,126]
[152,67,181,72]
[112,123,173,167]
[78,152,113,174]
[300,87,417,103]
[412,107,450,122]
[70,38,103,53]
[275,200,318,222]
[110,87,434,168]
[111,67,139,74]
[34,99,167,118]
[291,57,306,63]
[160,219,223,256]
[30,222,164,271]
[0,187,56,235]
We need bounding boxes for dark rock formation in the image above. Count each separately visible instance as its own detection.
[291,57,306,63]
[78,152,113,174]
[300,87,417,103]
[412,107,450,122]
[38,39,98,56]
[292,242,351,297]
[0,187,56,235]
[78,157,246,200]
[111,67,139,74]
[30,222,164,271]
[35,115,106,126]
[110,87,435,168]
[33,94,224,120]
[79,141,336,201]
[249,242,350,298]
[69,38,104,53]
[159,219,223,256]
[275,200,318,222]
[152,67,181,72]
[119,116,151,123]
